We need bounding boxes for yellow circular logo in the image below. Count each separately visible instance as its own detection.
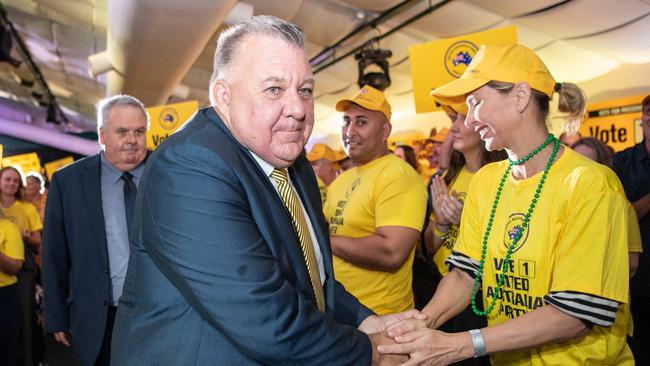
[502,213,529,253]
[159,108,180,131]
[444,41,479,78]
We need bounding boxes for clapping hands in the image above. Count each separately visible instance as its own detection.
[430,176,463,227]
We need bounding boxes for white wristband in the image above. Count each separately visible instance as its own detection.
[469,329,486,358]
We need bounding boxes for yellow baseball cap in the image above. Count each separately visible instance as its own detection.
[430,44,556,105]
[335,85,392,121]
[307,143,346,162]
[430,127,449,143]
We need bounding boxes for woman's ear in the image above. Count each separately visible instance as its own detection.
[512,82,532,113]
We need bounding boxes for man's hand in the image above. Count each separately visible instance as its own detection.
[387,318,430,338]
[54,331,71,347]
[369,332,409,366]
[359,310,428,334]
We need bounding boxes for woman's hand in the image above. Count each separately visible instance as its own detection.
[378,328,474,366]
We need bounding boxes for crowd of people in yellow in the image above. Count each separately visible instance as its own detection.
[1,14,649,366]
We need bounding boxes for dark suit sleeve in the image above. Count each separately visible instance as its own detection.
[332,280,374,326]
[141,144,372,365]
[42,173,70,333]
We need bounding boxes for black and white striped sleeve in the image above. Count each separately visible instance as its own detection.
[445,251,481,280]
[544,291,619,327]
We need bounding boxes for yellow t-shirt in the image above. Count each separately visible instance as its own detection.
[454,148,633,366]
[1,200,43,233]
[626,202,642,253]
[325,154,427,315]
[433,166,473,276]
[625,201,642,337]
[316,176,327,205]
[0,218,24,287]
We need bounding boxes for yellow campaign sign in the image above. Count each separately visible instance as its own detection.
[0,144,3,160]
[146,100,199,150]
[44,156,75,181]
[580,94,645,152]
[2,152,41,175]
[409,25,518,113]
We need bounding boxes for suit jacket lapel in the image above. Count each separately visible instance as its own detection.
[82,155,109,267]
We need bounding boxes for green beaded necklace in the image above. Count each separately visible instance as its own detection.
[470,134,560,317]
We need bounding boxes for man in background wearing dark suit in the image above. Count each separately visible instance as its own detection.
[110,15,422,365]
[613,95,650,365]
[43,94,149,366]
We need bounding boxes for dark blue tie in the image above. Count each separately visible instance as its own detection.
[121,172,137,233]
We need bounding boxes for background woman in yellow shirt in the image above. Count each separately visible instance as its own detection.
[0,166,43,365]
[0,211,25,365]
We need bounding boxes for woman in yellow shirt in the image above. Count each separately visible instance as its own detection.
[0,212,25,366]
[380,44,633,365]
[425,103,506,366]
[1,166,43,365]
[23,172,47,222]
[0,167,42,251]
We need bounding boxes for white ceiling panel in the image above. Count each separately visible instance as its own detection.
[292,1,361,45]
[374,30,422,62]
[467,0,565,18]
[401,1,503,38]
[536,40,620,83]
[568,14,650,63]
[339,0,402,13]
[245,0,304,21]
[517,0,650,39]
[493,21,556,49]
[580,62,650,102]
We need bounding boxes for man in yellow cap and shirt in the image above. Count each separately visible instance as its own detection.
[306,143,345,203]
[419,128,449,183]
[323,85,427,315]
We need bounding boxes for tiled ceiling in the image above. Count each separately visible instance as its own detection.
[0,0,649,144]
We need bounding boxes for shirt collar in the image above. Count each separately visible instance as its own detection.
[248,150,276,178]
[100,152,145,183]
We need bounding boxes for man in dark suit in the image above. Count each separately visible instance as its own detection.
[43,95,149,366]
[110,16,421,365]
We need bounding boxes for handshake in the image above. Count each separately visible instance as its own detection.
[358,310,471,366]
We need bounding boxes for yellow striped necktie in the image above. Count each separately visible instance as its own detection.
[270,168,325,311]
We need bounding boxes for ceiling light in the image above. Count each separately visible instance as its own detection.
[355,47,392,91]
[0,23,21,67]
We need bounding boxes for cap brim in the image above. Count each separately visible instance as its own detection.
[306,152,321,162]
[430,77,490,105]
[335,99,377,113]
[332,151,346,161]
